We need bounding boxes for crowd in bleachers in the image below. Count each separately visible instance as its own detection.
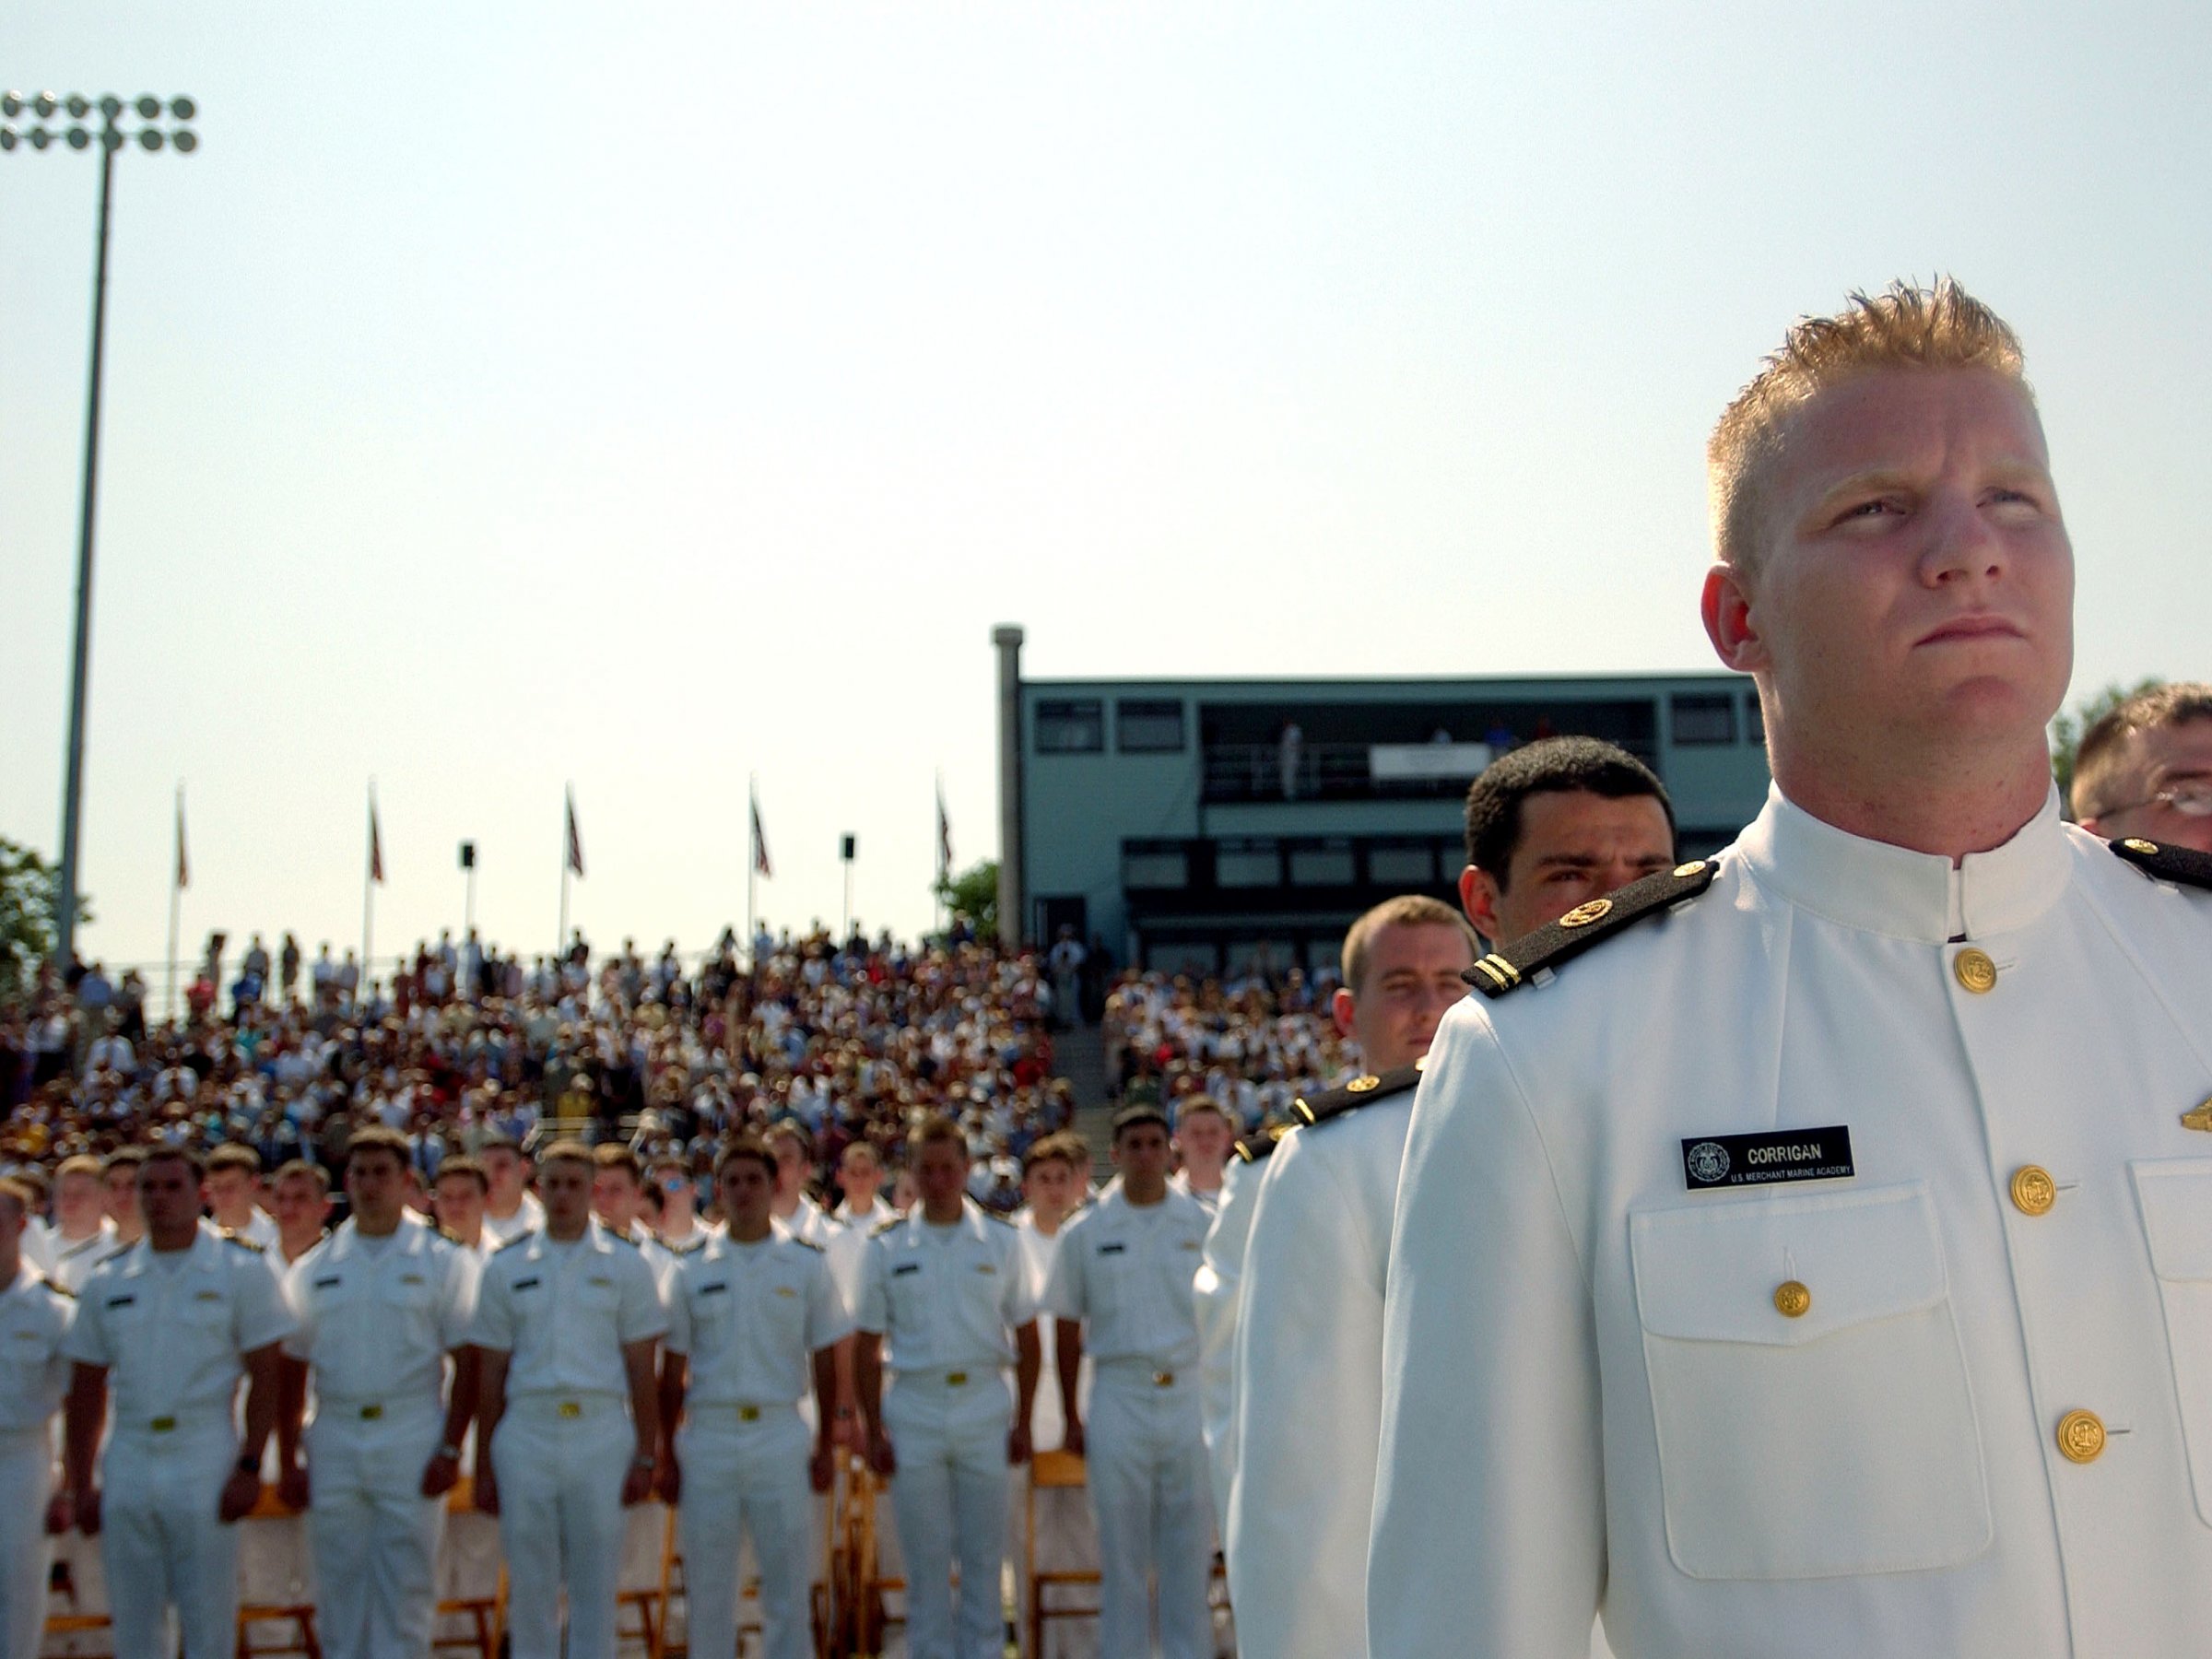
[1101,962,1352,1133]
[0,920,1077,1212]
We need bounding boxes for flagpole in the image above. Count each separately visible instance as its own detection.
[935,768,947,939]
[747,772,758,964]
[558,784,571,963]
[167,782,183,1023]
[362,782,377,1012]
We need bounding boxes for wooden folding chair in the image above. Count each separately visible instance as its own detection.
[236,1486,320,1659]
[431,1476,505,1659]
[1026,1449,1100,1659]
[643,1476,835,1659]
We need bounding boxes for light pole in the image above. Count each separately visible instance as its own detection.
[2,89,199,968]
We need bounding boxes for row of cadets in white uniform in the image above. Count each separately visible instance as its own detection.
[0,1182,73,1659]
[854,1123,1040,1659]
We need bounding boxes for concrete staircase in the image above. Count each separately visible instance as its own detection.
[1053,1021,1117,1182]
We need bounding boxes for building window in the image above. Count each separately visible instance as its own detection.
[1288,843,1356,887]
[1034,699,1104,754]
[1123,847,1190,890]
[1216,841,1282,888]
[1368,843,1436,886]
[1116,699,1186,753]
[1670,693,1736,747]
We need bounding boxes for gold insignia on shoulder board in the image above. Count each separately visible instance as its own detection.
[2124,839,2160,855]
[1347,1075,1381,1092]
[2182,1099,2212,1133]
[1674,861,1708,878]
[1559,899,1613,929]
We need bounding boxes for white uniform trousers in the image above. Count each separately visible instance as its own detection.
[489,1395,633,1659]
[1085,1365,1212,1659]
[676,1404,814,1659]
[100,1418,243,1659]
[0,1430,53,1659]
[883,1372,1013,1659]
[306,1400,446,1659]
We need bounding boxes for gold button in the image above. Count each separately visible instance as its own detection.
[2010,1166,2056,1217]
[738,1406,760,1422]
[558,1402,582,1419]
[359,1403,383,1420]
[1773,1280,1811,1319]
[1152,1371,1175,1387]
[2123,838,2159,854]
[1559,899,1613,929]
[947,1371,968,1386]
[149,1416,177,1433]
[2056,1409,2105,1464]
[1954,948,1998,994]
[1674,861,1709,878]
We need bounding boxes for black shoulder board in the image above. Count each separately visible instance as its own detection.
[2111,836,2212,891]
[97,1242,134,1267]
[1465,859,1718,1000]
[220,1230,265,1254]
[791,1234,824,1253]
[1289,1060,1425,1132]
[607,1229,641,1249]
[42,1276,75,1299]
[435,1225,465,1247]
[872,1217,903,1238]
[669,1236,707,1256]
[1232,1123,1292,1166]
[982,1209,1013,1226]
[495,1230,536,1253]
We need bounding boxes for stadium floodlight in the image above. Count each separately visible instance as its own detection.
[1,90,199,970]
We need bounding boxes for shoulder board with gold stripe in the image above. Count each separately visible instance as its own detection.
[790,1234,824,1253]
[495,1230,537,1253]
[1231,1123,1293,1166]
[872,1217,903,1238]
[2111,836,2212,891]
[1465,859,1718,1000]
[1288,1060,1426,1134]
[220,1230,265,1254]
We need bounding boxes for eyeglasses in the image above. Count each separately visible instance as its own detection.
[2097,782,2212,819]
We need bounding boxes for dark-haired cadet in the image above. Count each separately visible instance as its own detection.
[1041,1104,1214,1659]
[657,1135,848,1659]
[1224,738,1675,1659]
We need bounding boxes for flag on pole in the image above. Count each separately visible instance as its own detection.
[565,787,585,878]
[936,774,953,880]
[175,790,189,889]
[369,793,385,884]
[750,785,772,878]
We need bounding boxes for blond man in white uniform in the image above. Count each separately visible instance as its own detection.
[279,1128,479,1659]
[856,1115,1041,1659]
[63,1147,294,1659]
[469,1140,665,1659]
[1229,747,1675,1659]
[1374,279,2212,1657]
[0,1177,73,1659]
[1043,1106,1213,1659]
[40,1157,115,1295]
[660,1136,848,1659]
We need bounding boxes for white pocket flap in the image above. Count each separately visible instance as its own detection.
[2134,1159,2212,1283]
[1631,1182,1947,1347]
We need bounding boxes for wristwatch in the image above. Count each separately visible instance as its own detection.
[236,1454,260,1476]
[632,1452,657,1470]
[435,1442,462,1461]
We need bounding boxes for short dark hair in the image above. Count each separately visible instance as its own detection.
[102,1147,148,1178]
[142,1145,206,1182]
[2072,681,2212,820]
[345,1127,411,1173]
[591,1143,643,1184]
[1463,736,1674,886]
[1111,1103,1171,1142]
[274,1158,332,1194]
[714,1135,777,1182]
[911,1115,969,1156]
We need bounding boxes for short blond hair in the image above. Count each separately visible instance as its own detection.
[1341,895,1477,994]
[1709,278,2029,573]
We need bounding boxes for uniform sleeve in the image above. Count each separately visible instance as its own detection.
[280,1255,316,1361]
[806,1252,853,1350]
[232,1249,298,1354]
[662,1266,692,1358]
[997,1232,1038,1330]
[1368,1008,1604,1659]
[1040,1220,1085,1322]
[1228,1132,1384,1659]
[59,1277,109,1368]
[467,1261,515,1353]
[853,1236,890,1336]
[616,1249,668,1346]
[1196,1162,1259,1524]
[437,1245,479,1353]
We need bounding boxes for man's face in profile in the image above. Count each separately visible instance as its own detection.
[1730,367,2073,758]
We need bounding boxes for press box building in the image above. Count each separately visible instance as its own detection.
[991,625,1772,976]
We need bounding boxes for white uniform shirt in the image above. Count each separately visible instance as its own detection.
[0,1264,73,1431]
[467,1223,666,1400]
[481,1191,545,1248]
[1194,1155,1265,1530]
[45,1219,118,1296]
[1041,1186,1208,1369]
[856,1203,1034,1373]
[283,1215,478,1410]
[64,1223,295,1427]
[1229,1093,1412,1659]
[664,1226,850,1406]
[1375,787,2212,1659]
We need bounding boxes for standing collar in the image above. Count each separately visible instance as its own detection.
[1736,782,2073,944]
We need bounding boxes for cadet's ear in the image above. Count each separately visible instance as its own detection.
[1458,865,1504,948]
[1329,985,1358,1042]
[1701,562,1768,675]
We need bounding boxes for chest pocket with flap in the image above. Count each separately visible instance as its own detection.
[1630,1181,1991,1581]
[2133,1159,2212,1528]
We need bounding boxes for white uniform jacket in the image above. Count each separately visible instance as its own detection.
[855,1202,1034,1373]
[1371,787,2212,1658]
[1194,1158,1262,1522]
[0,1264,73,1431]
[1230,1092,1411,1659]
[64,1223,295,1429]
[284,1215,479,1413]
[664,1224,850,1405]
[467,1223,665,1399]
[1042,1186,1209,1369]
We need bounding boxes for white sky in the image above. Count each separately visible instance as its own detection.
[5,2,2206,977]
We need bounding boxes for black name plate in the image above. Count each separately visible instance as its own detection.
[1681,1125,1853,1190]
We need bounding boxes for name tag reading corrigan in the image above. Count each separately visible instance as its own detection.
[1680,1126,1854,1190]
